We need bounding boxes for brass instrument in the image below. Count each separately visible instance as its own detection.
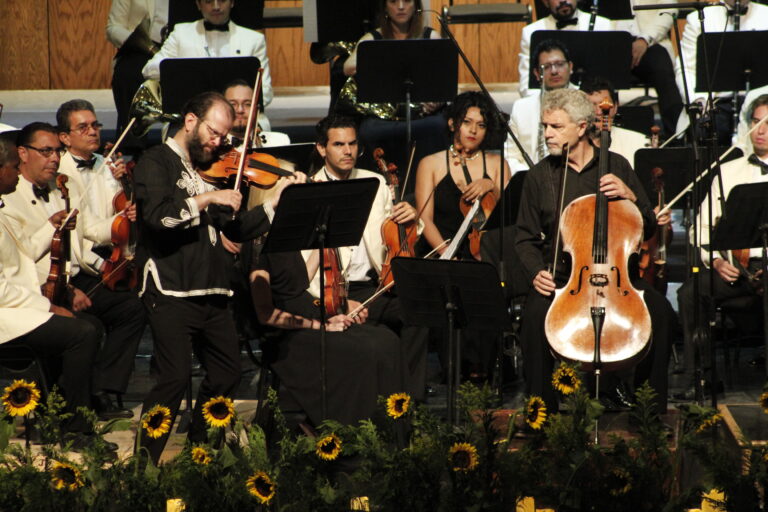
[122,18,161,57]
[309,41,357,64]
[128,79,181,137]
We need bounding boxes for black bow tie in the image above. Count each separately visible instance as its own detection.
[33,184,50,202]
[555,17,578,29]
[204,21,229,32]
[76,157,97,169]
[749,154,768,174]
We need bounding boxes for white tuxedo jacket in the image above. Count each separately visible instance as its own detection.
[3,177,111,284]
[107,0,156,48]
[676,3,768,103]
[142,19,273,108]
[0,210,53,344]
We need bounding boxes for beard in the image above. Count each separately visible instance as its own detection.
[550,1,575,21]
[188,127,214,168]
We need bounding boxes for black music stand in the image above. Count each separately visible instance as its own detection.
[711,183,768,379]
[356,39,458,148]
[168,0,265,31]
[160,57,261,115]
[303,0,376,43]
[262,178,379,420]
[391,257,510,425]
[695,31,768,94]
[528,31,633,91]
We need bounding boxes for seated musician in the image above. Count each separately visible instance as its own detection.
[250,244,401,427]
[580,77,648,166]
[142,0,274,130]
[414,91,510,380]
[514,88,673,413]
[222,79,290,149]
[3,122,143,421]
[676,94,768,398]
[505,39,577,173]
[520,0,681,138]
[339,0,447,187]
[0,136,110,452]
[303,115,429,400]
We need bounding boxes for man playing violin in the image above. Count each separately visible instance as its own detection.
[515,88,673,414]
[133,91,303,464]
[56,99,147,420]
[303,115,429,400]
[676,95,768,398]
[2,122,141,421]
[0,135,111,452]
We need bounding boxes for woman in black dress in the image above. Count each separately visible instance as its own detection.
[250,246,402,426]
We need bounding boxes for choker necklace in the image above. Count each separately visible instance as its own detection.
[449,145,481,162]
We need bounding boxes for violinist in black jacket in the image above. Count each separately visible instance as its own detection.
[133,91,304,463]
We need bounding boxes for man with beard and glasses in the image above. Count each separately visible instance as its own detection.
[132,91,304,463]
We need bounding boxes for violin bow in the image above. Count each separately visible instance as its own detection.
[399,143,417,202]
[232,68,263,192]
[550,143,570,276]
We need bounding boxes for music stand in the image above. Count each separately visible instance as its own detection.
[391,257,510,425]
[528,31,633,91]
[160,57,261,115]
[168,0,265,31]
[711,183,768,378]
[695,31,768,93]
[356,39,458,148]
[303,0,376,43]
[262,178,379,419]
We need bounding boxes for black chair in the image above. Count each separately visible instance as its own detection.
[715,294,763,381]
[0,343,50,396]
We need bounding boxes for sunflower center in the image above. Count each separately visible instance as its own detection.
[148,412,164,429]
[9,388,31,407]
[395,399,405,412]
[210,402,229,419]
[320,439,336,453]
[57,467,77,485]
[452,451,470,469]
[255,477,274,497]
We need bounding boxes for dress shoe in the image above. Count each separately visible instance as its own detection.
[92,392,133,420]
[65,432,119,453]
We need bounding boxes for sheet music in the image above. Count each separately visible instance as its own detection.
[440,199,479,260]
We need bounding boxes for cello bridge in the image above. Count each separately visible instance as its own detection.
[589,273,608,287]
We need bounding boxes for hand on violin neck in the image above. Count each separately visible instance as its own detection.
[390,201,417,224]
[109,157,127,180]
[268,172,307,210]
[599,174,635,202]
[533,269,556,297]
[123,202,137,222]
[461,178,495,203]
[49,209,78,230]
[653,205,671,226]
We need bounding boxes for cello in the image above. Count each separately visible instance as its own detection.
[544,99,651,371]
[41,175,74,307]
[376,148,418,288]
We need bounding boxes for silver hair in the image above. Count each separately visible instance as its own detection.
[540,88,595,127]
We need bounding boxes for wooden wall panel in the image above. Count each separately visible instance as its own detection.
[48,0,115,89]
[0,0,50,90]
[264,1,327,87]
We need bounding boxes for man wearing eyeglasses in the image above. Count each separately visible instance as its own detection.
[2,121,144,421]
[55,99,147,421]
[505,39,577,172]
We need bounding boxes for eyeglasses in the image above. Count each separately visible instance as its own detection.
[201,119,227,141]
[23,145,65,158]
[69,121,103,135]
[540,60,569,73]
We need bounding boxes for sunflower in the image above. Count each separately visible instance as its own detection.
[697,413,722,434]
[141,405,172,439]
[386,392,411,419]
[525,396,547,430]
[552,365,580,396]
[246,471,276,504]
[1,379,41,417]
[608,467,632,496]
[315,433,342,461]
[50,461,84,491]
[760,392,768,414]
[190,446,212,465]
[202,396,235,428]
[448,442,479,472]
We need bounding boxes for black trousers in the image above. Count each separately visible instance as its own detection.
[70,273,146,394]
[8,314,101,433]
[519,278,672,414]
[348,280,429,402]
[139,282,241,463]
[677,260,762,378]
[633,44,683,138]
[111,48,151,153]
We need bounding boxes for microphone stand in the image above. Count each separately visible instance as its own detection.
[588,0,599,31]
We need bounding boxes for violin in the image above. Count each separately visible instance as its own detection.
[322,247,348,317]
[199,147,294,190]
[100,159,138,291]
[544,99,651,371]
[376,148,418,288]
[41,175,73,307]
[638,127,673,294]
[455,151,497,261]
